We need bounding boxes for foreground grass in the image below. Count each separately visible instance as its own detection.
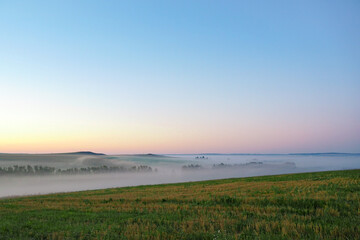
[0,170,359,239]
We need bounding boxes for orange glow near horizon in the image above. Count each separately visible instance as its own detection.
[1,117,358,154]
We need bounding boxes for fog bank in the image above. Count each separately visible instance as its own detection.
[0,153,359,198]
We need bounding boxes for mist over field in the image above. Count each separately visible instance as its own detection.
[0,152,359,198]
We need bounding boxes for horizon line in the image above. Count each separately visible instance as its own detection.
[1,151,360,155]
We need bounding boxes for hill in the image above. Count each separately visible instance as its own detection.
[0,169,359,239]
[61,151,106,155]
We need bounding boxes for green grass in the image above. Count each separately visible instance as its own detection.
[0,169,359,239]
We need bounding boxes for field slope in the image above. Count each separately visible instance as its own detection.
[0,170,359,239]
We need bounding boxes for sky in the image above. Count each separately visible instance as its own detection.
[0,0,359,154]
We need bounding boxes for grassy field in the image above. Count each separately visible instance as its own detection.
[0,170,359,239]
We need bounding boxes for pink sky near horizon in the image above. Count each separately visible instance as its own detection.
[1,116,359,154]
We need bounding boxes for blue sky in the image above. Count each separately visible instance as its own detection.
[0,1,359,153]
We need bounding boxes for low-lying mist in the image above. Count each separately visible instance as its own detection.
[0,153,359,198]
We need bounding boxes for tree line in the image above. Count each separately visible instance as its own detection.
[0,165,153,176]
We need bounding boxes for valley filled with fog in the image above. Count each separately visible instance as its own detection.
[0,152,359,198]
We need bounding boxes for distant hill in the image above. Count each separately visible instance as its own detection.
[192,152,360,156]
[133,153,167,158]
[61,151,106,156]
[289,152,360,156]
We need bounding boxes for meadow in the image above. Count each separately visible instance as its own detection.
[0,169,359,239]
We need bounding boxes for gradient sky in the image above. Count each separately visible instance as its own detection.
[0,0,359,154]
